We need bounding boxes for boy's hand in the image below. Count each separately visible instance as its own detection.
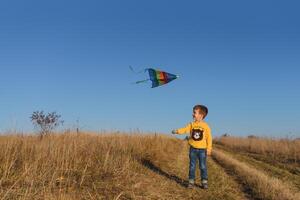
[171,130,178,134]
[207,150,212,156]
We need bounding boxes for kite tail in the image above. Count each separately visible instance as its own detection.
[133,79,150,84]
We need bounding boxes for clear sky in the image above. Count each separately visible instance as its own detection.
[0,0,299,137]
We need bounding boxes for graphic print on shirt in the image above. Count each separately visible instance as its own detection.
[191,128,204,141]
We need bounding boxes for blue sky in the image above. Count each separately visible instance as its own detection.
[0,0,299,137]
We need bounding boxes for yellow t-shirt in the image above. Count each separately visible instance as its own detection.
[176,121,212,153]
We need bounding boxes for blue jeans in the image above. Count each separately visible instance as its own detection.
[189,146,208,181]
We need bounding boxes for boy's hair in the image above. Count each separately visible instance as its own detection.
[193,105,208,119]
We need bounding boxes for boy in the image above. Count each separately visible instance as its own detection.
[172,105,212,189]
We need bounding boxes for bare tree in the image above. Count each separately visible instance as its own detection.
[222,133,229,137]
[248,135,258,139]
[30,111,64,138]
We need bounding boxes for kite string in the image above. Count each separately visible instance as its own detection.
[129,66,148,74]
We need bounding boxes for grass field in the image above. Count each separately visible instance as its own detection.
[0,132,299,200]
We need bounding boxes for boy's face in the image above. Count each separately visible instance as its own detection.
[193,109,204,121]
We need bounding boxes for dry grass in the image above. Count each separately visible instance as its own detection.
[0,132,247,200]
[0,132,182,199]
[214,136,300,164]
[212,149,300,200]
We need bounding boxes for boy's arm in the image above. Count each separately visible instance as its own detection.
[206,126,212,155]
[173,123,191,134]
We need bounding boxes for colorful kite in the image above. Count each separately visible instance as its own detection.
[131,67,179,88]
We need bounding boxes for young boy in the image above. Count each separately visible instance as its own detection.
[172,105,212,189]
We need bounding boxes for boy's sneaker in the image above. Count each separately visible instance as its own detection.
[187,180,195,189]
[201,180,208,189]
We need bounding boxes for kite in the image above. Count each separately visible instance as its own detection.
[130,67,179,88]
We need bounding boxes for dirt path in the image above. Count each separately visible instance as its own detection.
[215,145,300,192]
[214,144,300,175]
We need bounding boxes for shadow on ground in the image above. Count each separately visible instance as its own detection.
[140,158,202,188]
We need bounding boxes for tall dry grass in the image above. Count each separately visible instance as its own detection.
[212,149,300,200]
[214,136,300,164]
[0,132,182,199]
